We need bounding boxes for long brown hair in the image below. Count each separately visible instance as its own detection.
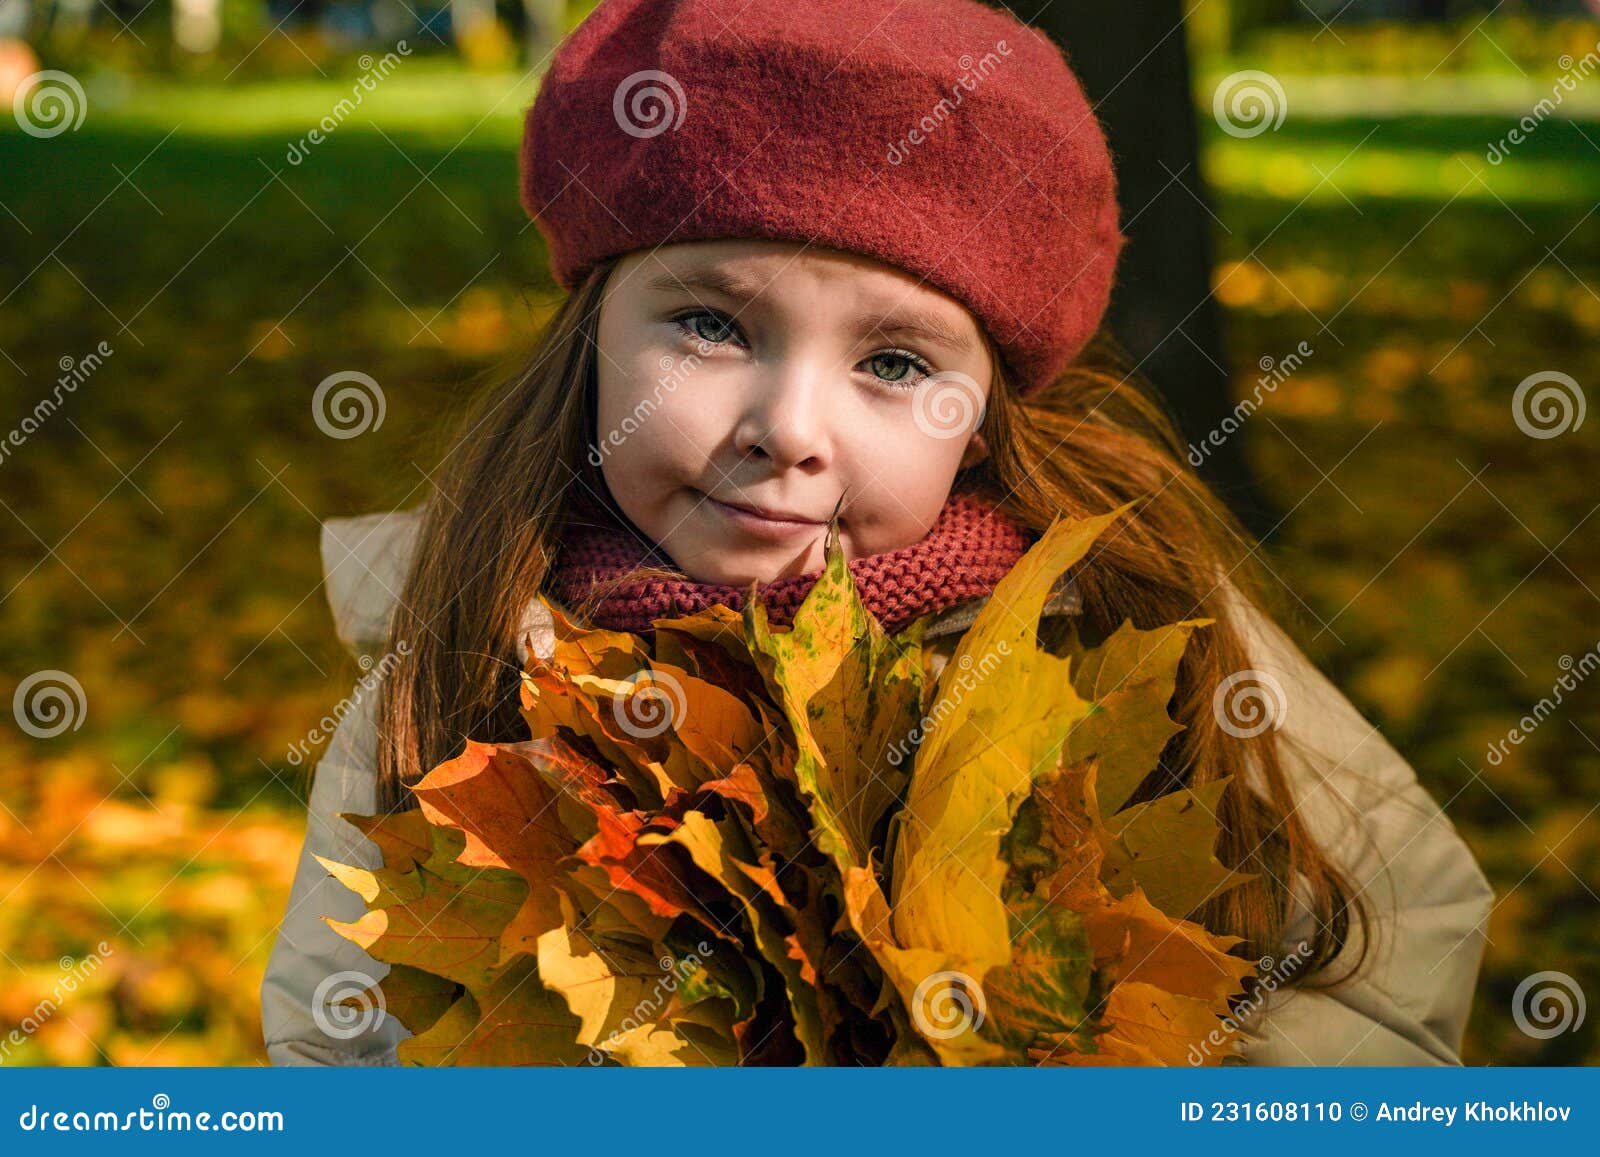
[373,255,1372,992]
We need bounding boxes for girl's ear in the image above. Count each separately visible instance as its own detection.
[959,430,990,470]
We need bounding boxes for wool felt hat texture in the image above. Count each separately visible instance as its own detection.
[519,0,1126,396]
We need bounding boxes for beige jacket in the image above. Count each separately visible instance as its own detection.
[260,508,1495,1066]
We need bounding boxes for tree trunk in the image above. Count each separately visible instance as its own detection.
[1032,1,1271,534]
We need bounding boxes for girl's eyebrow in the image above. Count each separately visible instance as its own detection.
[853,310,976,357]
[645,268,766,301]
[645,268,976,357]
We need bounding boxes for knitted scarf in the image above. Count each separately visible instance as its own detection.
[547,486,1036,635]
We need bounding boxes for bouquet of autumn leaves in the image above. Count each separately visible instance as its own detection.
[319,504,1260,1065]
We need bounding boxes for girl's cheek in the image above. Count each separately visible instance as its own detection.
[847,415,933,473]
[657,370,738,441]
[866,428,971,511]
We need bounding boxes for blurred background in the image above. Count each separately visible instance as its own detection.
[0,0,1596,1065]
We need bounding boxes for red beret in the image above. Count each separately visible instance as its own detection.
[519,0,1124,396]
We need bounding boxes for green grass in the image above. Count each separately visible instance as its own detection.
[78,60,541,143]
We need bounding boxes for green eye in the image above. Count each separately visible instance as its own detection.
[678,310,740,345]
[876,355,914,381]
[864,349,933,390]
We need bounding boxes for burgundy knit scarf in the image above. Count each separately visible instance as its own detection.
[547,487,1036,635]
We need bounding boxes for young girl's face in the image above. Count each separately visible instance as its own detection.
[593,239,994,586]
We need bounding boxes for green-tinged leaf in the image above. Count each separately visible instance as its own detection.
[535,888,734,1058]
[1063,617,1210,815]
[882,511,1122,1055]
[640,810,827,1063]
[745,519,925,877]
[357,964,460,1041]
[1100,777,1256,918]
[980,894,1096,1054]
[325,822,528,997]
[396,955,594,1067]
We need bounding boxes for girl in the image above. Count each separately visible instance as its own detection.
[261,0,1493,1066]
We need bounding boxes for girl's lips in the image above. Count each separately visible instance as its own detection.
[699,492,827,542]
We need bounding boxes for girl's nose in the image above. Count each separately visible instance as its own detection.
[734,362,832,472]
